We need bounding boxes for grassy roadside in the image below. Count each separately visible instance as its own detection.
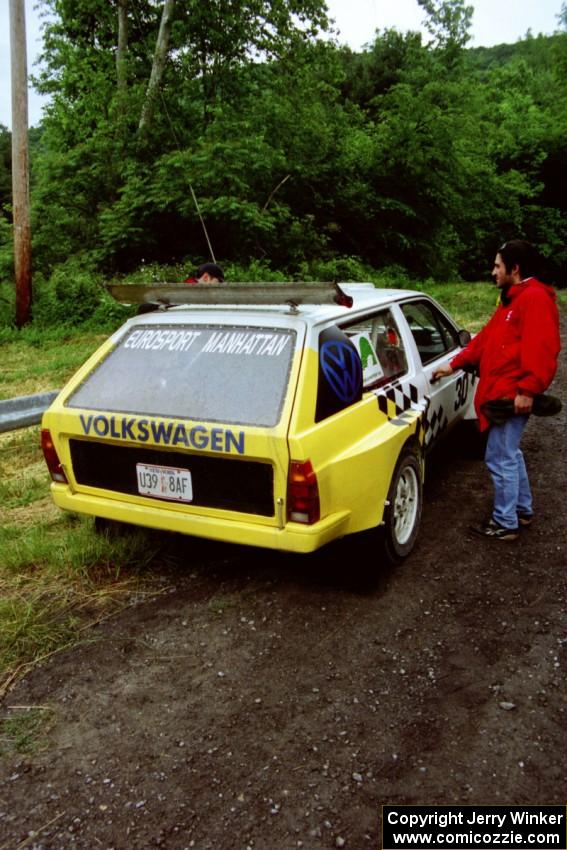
[0,330,109,400]
[0,325,169,708]
[0,425,167,701]
[0,281,564,712]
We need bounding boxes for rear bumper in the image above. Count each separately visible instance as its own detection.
[50,485,351,554]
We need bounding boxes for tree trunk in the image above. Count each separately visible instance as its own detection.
[138,0,176,135]
[116,0,128,93]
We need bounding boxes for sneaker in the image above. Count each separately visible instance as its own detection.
[470,518,519,541]
[517,512,534,527]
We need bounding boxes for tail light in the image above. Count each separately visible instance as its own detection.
[287,460,320,524]
[41,429,68,483]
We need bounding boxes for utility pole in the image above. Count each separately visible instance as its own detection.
[9,0,32,327]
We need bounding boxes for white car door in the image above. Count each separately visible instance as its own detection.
[398,299,473,449]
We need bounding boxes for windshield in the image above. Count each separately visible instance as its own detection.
[66,324,297,427]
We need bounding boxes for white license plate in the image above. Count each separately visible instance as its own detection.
[136,462,193,503]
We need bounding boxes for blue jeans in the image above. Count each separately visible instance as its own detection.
[484,414,532,529]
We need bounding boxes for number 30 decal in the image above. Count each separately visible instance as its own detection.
[454,374,469,410]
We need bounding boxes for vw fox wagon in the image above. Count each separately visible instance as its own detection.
[41,282,475,562]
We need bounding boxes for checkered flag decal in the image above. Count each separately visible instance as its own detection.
[376,382,420,420]
[422,403,449,446]
[375,381,448,448]
[375,382,429,446]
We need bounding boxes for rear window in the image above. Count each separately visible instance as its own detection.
[66,325,296,427]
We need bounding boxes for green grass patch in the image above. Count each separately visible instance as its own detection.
[0,706,56,756]
[414,280,501,332]
[0,425,166,697]
[0,469,47,510]
[0,330,107,399]
[0,425,166,696]
[0,429,48,509]
[0,511,165,696]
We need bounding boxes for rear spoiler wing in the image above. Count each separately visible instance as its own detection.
[106,282,354,309]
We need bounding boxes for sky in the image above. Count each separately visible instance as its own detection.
[0,0,563,129]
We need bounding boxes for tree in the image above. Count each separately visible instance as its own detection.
[339,29,425,117]
[418,0,473,67]
[138,0,176,135]
[26,2,567,282]
[31,0,331,270]
[116,0,128,93]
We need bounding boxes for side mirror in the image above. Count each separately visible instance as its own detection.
[458,329,471,347]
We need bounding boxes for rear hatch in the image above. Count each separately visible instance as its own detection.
[46,313,305,527]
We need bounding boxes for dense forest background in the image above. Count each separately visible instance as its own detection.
[1,0,566,326]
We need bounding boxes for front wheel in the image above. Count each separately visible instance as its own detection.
[380,446,423,564]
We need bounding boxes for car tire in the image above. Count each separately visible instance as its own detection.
[380,446,423,564]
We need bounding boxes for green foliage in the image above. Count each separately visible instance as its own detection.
[221,259,288,282]
[294,255,377,282]
[20,0,567,292]
[32,263,101,326]
[418,0,474,64]
[0,214,15,295]
[121,260,188,283]
[0,125,11,215]
[31,260,130,330]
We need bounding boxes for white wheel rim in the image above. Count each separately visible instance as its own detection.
[393,465,419,545]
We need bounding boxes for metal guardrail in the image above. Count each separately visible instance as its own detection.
[0,391,59,433]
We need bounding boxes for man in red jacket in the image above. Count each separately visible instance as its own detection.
[433,240,561,540]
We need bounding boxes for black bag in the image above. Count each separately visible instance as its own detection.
[481,394,562,426]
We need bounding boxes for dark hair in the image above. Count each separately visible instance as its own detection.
[196,262,224,282]
[498,240,539,278]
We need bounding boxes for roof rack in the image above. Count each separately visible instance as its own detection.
[106,282,353,309]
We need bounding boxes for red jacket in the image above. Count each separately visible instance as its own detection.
[450,278,561,431]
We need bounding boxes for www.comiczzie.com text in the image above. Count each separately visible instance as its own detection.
[382,805,567,849]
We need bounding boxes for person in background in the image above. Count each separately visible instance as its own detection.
[432,239,561,541]
[185,262,224,284]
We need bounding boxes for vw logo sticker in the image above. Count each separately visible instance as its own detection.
[320,340,362,404]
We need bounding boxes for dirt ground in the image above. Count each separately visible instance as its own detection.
[1,320,565,850]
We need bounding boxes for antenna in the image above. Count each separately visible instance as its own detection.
[189,183,216,263]
[157,91,217,264]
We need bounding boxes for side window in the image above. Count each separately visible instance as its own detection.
[316,309,410,422]
[401,301,459,366]
[343,309,408,389]
[315,325,363,422]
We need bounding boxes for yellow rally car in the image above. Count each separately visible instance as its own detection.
[41,282,476,562]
